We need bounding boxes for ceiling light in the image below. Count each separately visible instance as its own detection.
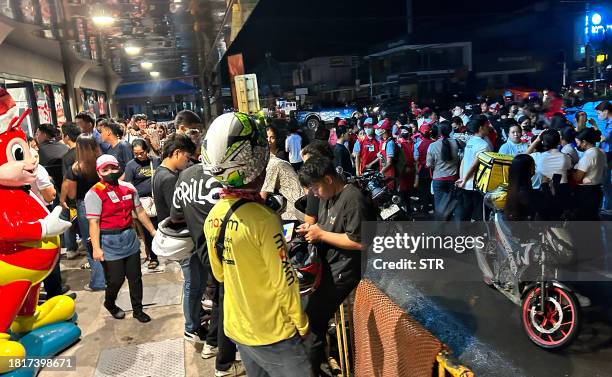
[92,15,114,26]
[124,45,141,55]
[150,71,160,78]
[140,61,153,70]
[91,3,115,26]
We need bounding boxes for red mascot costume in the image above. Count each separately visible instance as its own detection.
[0,89,79,375]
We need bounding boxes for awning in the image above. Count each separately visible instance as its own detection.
[114,80,198,99]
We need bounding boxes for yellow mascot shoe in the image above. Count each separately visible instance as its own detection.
[11,295,76,333]
[0,333,26,373]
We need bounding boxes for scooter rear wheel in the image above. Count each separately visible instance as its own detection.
[521,285,580,350]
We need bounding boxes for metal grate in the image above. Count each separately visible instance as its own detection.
[114,283,183,312]
[94,338,185,377]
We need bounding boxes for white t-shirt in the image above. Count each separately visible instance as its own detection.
[31,165,54,205]
[531,149,571,189]
[560,144,579,165]
[460,136,492,191]
[285,133,303,164]
[575,147,606,186]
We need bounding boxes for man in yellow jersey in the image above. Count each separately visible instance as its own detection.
[202,112,311,377]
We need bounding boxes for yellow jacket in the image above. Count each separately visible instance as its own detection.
[204,198,309,346]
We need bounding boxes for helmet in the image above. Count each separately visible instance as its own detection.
[152,217,195,261]
[201,112,269,187]
[287,235,322,296]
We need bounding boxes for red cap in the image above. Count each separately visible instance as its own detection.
[419,124,432,134]
[374,118,391,130]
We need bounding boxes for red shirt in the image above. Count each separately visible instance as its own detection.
[397,138,416,190]
[85,181,141,230]
[379,138,397,190]
[358,137,380,173]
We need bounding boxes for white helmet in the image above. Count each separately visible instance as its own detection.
[201,112,269,188]
[152,218,195,261]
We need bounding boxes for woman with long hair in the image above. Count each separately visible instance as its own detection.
[266,125,288,161]
[504,154,541,221]
[65,135,105,290]
[426,121,461,213]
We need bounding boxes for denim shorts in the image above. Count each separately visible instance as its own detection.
[101,228,140,261]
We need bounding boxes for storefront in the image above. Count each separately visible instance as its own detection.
[0,76,71,136]
[78,88,109,118]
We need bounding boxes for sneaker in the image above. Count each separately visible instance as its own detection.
[184,330,205,344]
[201,342,218,359]
[575,292,591,308]
[214,362,244,377]
[133,311,151,323]
[84,284,105,292]
[65,250,80,259]
[201,299,213,310]
[104,303,125,319]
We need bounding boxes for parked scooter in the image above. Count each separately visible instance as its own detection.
[475,191,582,350]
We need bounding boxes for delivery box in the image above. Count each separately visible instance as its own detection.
[475,152,513,193]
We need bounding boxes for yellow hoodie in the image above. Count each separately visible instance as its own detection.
[204,198,309,346]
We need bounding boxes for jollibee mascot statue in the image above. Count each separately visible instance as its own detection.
[0,89,80,375]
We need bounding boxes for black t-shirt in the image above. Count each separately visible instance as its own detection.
[305,192,319,217]
[62,148,76,178]
[65,165,98,201]
[170,165,223,265]
[107,141,133,172]
[39,141,69,188]
[151,166,179,221]
[123,157,161,197]
[317,184,375,281]
[333,143,354,175]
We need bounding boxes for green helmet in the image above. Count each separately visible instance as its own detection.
[201,112,269,187]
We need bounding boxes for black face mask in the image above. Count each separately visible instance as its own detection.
[102,171,121,185]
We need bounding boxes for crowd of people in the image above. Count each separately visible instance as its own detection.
[26,92,612,377]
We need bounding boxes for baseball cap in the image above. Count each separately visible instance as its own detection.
[374,118,391,130]
[419,124,432,134]
[96,154,120,171]
[363,117,373,126]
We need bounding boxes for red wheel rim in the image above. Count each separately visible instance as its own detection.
[522,286,577,347]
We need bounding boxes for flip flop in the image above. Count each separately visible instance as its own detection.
[147,260,159,269]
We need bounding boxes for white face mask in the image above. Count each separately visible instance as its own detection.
[452,109,462,117]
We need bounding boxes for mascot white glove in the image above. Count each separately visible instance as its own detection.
[40,206,72,238]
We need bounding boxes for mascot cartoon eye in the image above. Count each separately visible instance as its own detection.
[10,143,24,161]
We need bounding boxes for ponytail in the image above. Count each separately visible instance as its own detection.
[439,122,453,162]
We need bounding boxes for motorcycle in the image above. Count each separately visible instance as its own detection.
[475,190,582,350]
[336,167,410,221]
